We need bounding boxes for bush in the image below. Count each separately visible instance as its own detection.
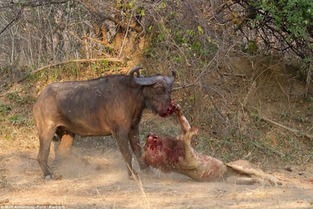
[226,0,313,60]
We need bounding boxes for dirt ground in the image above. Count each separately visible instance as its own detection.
[0,137,312,209]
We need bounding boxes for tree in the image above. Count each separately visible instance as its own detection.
[0,0,145,68]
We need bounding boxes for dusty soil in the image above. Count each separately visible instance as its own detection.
[0,137,312,209]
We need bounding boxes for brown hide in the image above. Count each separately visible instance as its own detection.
[33,67,175,178]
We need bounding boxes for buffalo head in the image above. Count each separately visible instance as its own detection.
[130,68,176,117]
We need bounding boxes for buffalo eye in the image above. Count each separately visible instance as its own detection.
[155,86,166,95]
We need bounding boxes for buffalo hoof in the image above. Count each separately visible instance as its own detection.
[44,174,54,180]
[139,162,150,170]
[44,174,63,180]
[140,166,151,174]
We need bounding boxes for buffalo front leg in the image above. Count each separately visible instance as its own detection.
[129,127,148,170]
[115,130,137,178]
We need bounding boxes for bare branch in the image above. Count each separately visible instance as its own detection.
[0,9,23,36]
[260,114,313,140]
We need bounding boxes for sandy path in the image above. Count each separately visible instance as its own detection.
[0,145,312,209]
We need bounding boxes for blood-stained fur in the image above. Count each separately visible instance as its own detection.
[142,102,281,185]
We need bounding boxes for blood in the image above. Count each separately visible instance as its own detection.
[143,133,185,170]
[160,100,176,117]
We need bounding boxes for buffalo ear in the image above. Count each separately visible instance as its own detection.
[170,71,176,83]
[171,71,176,79]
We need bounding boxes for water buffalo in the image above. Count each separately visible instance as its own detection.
[33,66,175,179]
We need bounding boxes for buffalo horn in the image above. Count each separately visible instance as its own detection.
[129,66,143,78]
[135,75,175,86]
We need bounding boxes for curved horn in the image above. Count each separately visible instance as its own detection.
[134,77,159,86]
[135,75,173,86]
[129,66,143,78]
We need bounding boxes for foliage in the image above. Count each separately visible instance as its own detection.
[224,0,313,60]
[0,103,11,117]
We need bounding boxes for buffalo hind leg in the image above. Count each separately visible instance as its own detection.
[37,128,55,179]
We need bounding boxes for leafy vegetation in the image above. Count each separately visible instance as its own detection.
[223,0,313,90]
[223,0,313,58]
